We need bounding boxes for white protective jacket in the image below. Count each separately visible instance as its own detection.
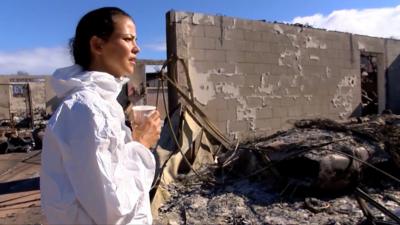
[41,65,156,225]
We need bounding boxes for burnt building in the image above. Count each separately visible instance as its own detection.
[0,76,53,126]
[166,11,400,140]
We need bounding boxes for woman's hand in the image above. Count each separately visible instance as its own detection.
[131,110,161,149]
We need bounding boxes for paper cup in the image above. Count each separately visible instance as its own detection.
[132,105,156,125]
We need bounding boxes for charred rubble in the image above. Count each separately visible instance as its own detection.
[154,114,400,225]
[0,116,47,154]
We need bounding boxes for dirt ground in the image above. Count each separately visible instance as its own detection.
[0,151,42,225]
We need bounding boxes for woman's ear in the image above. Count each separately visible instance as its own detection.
[89,36,105,55]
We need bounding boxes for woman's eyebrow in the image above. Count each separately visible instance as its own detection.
[120,33,137,39]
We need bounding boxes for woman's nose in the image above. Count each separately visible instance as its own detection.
[132,43,140,54]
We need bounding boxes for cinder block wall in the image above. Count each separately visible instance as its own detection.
[0,76,51,120]
[166,11,400,140]
[386,39,400,112]
[0,84,10,120]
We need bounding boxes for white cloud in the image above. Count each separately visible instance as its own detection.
[142,42,166,51]
[0,47,73,75]
[292,5,400,39]
[0,42,167,76]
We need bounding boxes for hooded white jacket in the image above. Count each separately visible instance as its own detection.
[40,65,155,225]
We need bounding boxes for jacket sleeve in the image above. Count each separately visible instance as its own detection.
[51,100,155,224]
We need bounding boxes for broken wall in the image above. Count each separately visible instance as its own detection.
[166,11,400,140]
[0,76,51,120]
[386,39,400,112]
[0,84,10,119]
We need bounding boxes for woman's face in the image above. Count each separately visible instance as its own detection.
[94,15,140,77]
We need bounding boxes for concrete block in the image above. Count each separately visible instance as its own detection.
[254,64,273,74]
[262,31,282,43]
[239,86,257,96]
[301,102,321,117]
[192,13,220,26]
[224,29,244,40]
[280,119,295,131]
[263,118,282,130]
[265,97,283,107]
[263,52,281,64]
[341,39,352,50]
[256,107,273,119]
[204,50,227,62]
[190,37,216,49]
[189,60,214,73]
[276,36,296,48]
[268,44,285,54]
[254,118,272,130]
[190,25,205,37]
[246,96,263,107]
[245,52,263,63]
[324,39,342,50]
[262,96,274,107]
[254,130,274,139]
[170,11,192,23]
[235,62,256,74]
[253,21,274,32]
[189,49,205,60]
[245,52,277,64]
[217,39,254,51]
[319,102,331,115]
[207,97,228,111]
[287,105,302,117]
[202,106,218,119]
[301,65,327,78]
[267,66,291,76]
[216,108,236,121]
[227,50,247,63]
[227,99,239,111]
[278,93,295,106]
[229,120,251,132]
[212,75,245,87]
[190,60,235,74]
[213,63,237,74]
[281,94,302,104]
[353,35,385,53]
[244,74,262,86]
[244,30,262,41]
[235,19,256,30]
[272,106,288,117]
[254,42,271,52]
[204,25,222,38]
[222,16,235,28]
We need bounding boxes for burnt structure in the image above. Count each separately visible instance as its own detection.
[0,76,51,127]
[166,11,400,141]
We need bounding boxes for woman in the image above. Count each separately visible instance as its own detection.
[40,7,161,224]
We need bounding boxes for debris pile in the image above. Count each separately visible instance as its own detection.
[154,114,400,225]
[0,117,46,154]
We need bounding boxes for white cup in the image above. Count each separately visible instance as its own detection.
[132,105,156,125]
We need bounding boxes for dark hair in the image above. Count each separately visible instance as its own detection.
[69,7,131,69]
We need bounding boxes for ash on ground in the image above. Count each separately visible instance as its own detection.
[154,114,400,225]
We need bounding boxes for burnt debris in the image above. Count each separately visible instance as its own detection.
[154,114,400,225]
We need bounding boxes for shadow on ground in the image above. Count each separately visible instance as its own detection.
[0,177,39,195]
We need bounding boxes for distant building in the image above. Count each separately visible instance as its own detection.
[0,75,53,126]
[0,59,168,125]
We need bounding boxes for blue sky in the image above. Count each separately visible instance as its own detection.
[0,0,399,75]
